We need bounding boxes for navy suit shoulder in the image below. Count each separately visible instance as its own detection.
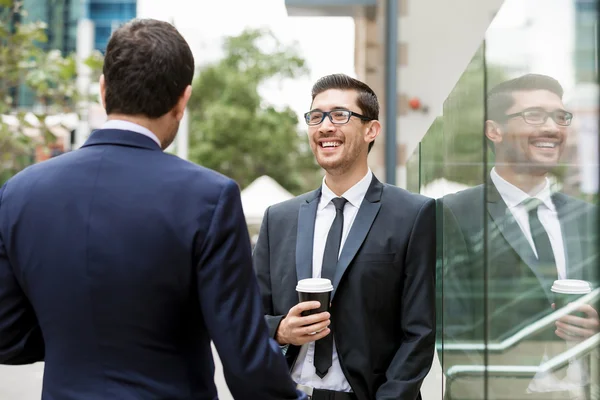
[0,129,306,400]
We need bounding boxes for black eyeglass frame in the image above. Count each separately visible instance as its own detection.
[501,108,573,127]
[303,109,373,126]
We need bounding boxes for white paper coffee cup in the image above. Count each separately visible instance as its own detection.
[296,278,333,316]
[551,279,591,316]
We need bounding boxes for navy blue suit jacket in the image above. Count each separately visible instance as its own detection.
[0,129,305,400]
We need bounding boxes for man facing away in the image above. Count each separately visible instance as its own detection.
[0,18,306,400]
[253,74,437,400]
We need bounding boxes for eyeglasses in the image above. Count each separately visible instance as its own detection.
[304,109,372,126]
[503,108,573,126]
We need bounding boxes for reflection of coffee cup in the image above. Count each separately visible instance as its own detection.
[551,279,591,317]
[296,278,333,317]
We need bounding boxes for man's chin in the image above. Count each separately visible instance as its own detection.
[515,160,558,175]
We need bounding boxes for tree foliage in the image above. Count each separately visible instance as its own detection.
[415,44,509,188]
[0,0,103,184]
[188,28,321,194]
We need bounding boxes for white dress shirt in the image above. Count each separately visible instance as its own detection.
[291,169,373,391]
[101,120,162,148]
[490,168,566,279]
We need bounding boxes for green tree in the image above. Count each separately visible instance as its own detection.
[416,44,509,188]
[0,0,103,184]
[188,28,321,194]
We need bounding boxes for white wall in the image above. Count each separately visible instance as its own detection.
[397,0,505,169]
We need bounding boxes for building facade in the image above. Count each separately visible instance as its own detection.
[83,0,137,52]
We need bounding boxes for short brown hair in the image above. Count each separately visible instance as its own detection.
[103,19,195,118]
[487,74,564,122]
[311,74,379,152]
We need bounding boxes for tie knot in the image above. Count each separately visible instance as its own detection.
[523,197,543,213]
[331,197,348,212]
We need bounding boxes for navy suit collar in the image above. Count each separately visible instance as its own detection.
[81,129,162,151]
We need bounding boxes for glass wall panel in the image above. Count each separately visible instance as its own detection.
[407,1,599,399]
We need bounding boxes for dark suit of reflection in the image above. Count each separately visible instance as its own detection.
[439,180,598,400]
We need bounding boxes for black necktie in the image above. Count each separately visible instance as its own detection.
[524,198,557,284]
[315,196,348,379]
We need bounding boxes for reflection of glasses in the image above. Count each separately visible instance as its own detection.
[304,109,372,126]
[503,108,573,126]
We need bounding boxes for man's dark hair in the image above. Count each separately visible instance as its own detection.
[487,74,564,122]
[103,19,195,118]
[485,74,564,152]
[311,74,379,153]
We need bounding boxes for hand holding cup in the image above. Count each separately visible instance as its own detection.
[275,278,333,346]
[551,279,600,341]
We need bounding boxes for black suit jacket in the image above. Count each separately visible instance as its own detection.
[439,182,598,398]
[253,175,437,400]
[0,129,305,400]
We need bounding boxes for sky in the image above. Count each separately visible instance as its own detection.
[137,0,356,120]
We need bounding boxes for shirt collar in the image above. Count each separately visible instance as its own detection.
[101,120,161,148]
[319,169,373,211]
[490,167,555,211]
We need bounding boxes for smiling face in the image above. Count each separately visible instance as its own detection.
[307,89,378,175]
[487,89,569,175]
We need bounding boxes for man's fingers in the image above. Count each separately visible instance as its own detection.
[309,328,331,342]
[295,311,330,327]
[558,314,588,327]
[290,301,322,316]
[577,304,599,319]
[556,321,593,338]
[299,320,331,336]
[559,314,600,330]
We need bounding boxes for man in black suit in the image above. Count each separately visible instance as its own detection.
[0,19,305,400]
[253,74,436,400]
[440,74,599,399]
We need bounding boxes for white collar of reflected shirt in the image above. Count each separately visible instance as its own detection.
[101,120,162,148]
[490,167,555,211]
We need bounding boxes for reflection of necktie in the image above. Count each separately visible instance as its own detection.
[523,198,557,286]
[315,197,348,379]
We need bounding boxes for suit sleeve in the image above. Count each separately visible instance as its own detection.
[252,206,286,339]
[194,180,305,400]
[376,198,436,400]
[0,183,45,365]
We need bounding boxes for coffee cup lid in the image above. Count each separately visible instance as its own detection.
[551,279,592,295]
[296,278,333,293]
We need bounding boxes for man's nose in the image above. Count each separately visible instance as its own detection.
[318,115,336,133]
[541,116,561,134]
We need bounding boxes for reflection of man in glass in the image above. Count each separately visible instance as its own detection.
[441,74,599,399]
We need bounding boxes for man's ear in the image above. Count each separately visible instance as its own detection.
[485,120,503,146]
[173,85,192,121]
[99,74,106,110]
[365,120,381,147]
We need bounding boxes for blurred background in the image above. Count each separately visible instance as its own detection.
[0,0,598,399]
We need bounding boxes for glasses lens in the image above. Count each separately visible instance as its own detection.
[553,111,572,126]
[330,110,351,124]
[306,111,324,125]
[523,110,547,124]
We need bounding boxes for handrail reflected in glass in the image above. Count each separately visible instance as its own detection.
[446,333,599,378]
[445,333,599,400]
[439,288,600,352]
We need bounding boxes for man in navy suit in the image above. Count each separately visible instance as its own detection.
[0,18,305,400]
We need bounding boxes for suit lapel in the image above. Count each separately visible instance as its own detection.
[553,193,584,279]
[295,189,321,282]
[487,183,554,300]
[332,176,383,300]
